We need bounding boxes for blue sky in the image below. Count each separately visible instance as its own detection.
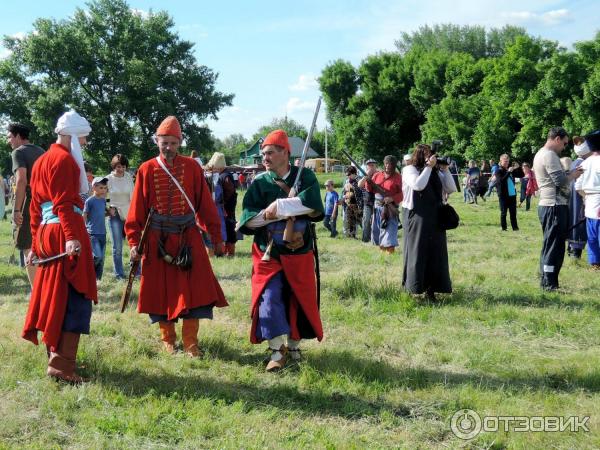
[1,0,599,141]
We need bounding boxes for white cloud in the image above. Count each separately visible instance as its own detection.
[0,32,26,60]
[289,74,318,92]
[501,8,571,25]
[286,97,315,114]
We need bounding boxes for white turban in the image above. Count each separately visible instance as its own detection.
[574,141,591,157]
[55,110,91,194]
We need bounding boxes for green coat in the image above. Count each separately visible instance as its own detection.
[239,167,324,258]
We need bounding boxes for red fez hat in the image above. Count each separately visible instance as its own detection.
[261,129,290,152]
[156,116,182,140]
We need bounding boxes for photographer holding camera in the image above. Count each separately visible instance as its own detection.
[401,142,457,300]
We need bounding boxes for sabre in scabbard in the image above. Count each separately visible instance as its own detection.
[120,207,154,313]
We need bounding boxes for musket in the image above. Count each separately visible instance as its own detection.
[262,97,322,261]
[340,149,399,218]
[120,207,155,313]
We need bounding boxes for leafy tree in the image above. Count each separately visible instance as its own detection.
[396,24,527,59]
[319,53,420,161]
[251,117,308,143]
[516,52,586,155]
[214,133,248,165]
[318,59,358,121]
[0,0,232,172]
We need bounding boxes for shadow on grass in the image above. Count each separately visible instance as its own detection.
[93,341,600,424]
[330,273,600,312]
[450,286,600,311]
[0,270,30,299]
[95,364,413,421]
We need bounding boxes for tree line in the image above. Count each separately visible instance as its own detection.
[3,6,599,174]
[318,24,600,164]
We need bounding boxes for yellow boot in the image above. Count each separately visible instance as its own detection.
[159,321,177,354]
[182,318,202,357]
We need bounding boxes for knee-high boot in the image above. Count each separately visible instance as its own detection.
[47,332,86,383]
[159,321,177,354]
[182,318,202,357]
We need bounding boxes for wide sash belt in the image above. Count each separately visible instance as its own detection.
[41,201,83,224]
[150,212,196,233]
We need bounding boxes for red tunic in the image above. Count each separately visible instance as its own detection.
[125,155,227,319]
[249,244,323,344]
[22,144,97,351]
[366,171,403,204]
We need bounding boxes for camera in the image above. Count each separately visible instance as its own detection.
[430,140,450,165]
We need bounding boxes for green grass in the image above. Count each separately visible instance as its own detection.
[1,192,600,448]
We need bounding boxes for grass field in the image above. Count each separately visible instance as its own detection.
[1,185,600,449]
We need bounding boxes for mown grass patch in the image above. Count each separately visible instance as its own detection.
[2,194,600,448]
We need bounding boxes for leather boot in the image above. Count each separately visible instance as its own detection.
[266,344,288,372]
[182,318,202,357]
[225,243,236,257]
[159,321,177,354]
[47,332,86,383]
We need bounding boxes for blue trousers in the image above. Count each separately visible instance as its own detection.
[149,306,214,324]
[108,215,125,278]
[323,214,338,237]
[587,218,600,265]
[90,234,106,280]
[63,285,93,334]
[256,272,290,341]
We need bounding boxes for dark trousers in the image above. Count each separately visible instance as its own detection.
[362,204,373,242]
[519,181,531,210]
[499,195,518,230]
[538,205,569,290]
[323,214,338,237]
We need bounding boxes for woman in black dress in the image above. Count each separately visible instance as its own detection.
[401,144,458,300]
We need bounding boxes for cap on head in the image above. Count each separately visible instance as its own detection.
[585,130,600,152]
[365,158,377,165]
[403,154,412,162]
[324,179,334,186]
[92,176,108,186]
[207,152,226,170]
[261,129,290,152]
[157,116,182,141]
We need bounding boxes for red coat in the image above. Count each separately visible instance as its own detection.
[125,155,227,319]
[366,171,403,204]
[250,244,323,343]
[22,144,97,351]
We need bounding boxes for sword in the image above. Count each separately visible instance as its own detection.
[29,251,73,265]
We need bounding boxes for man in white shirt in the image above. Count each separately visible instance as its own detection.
[533,127,583,290]
[575,130,600,268]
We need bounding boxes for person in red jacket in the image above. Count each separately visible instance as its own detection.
[363,155,403,253]
[125,116,228,357]
[22,110,98,383]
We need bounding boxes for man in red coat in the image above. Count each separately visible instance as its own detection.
[125,116,227,357]
[22,111,98,383]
